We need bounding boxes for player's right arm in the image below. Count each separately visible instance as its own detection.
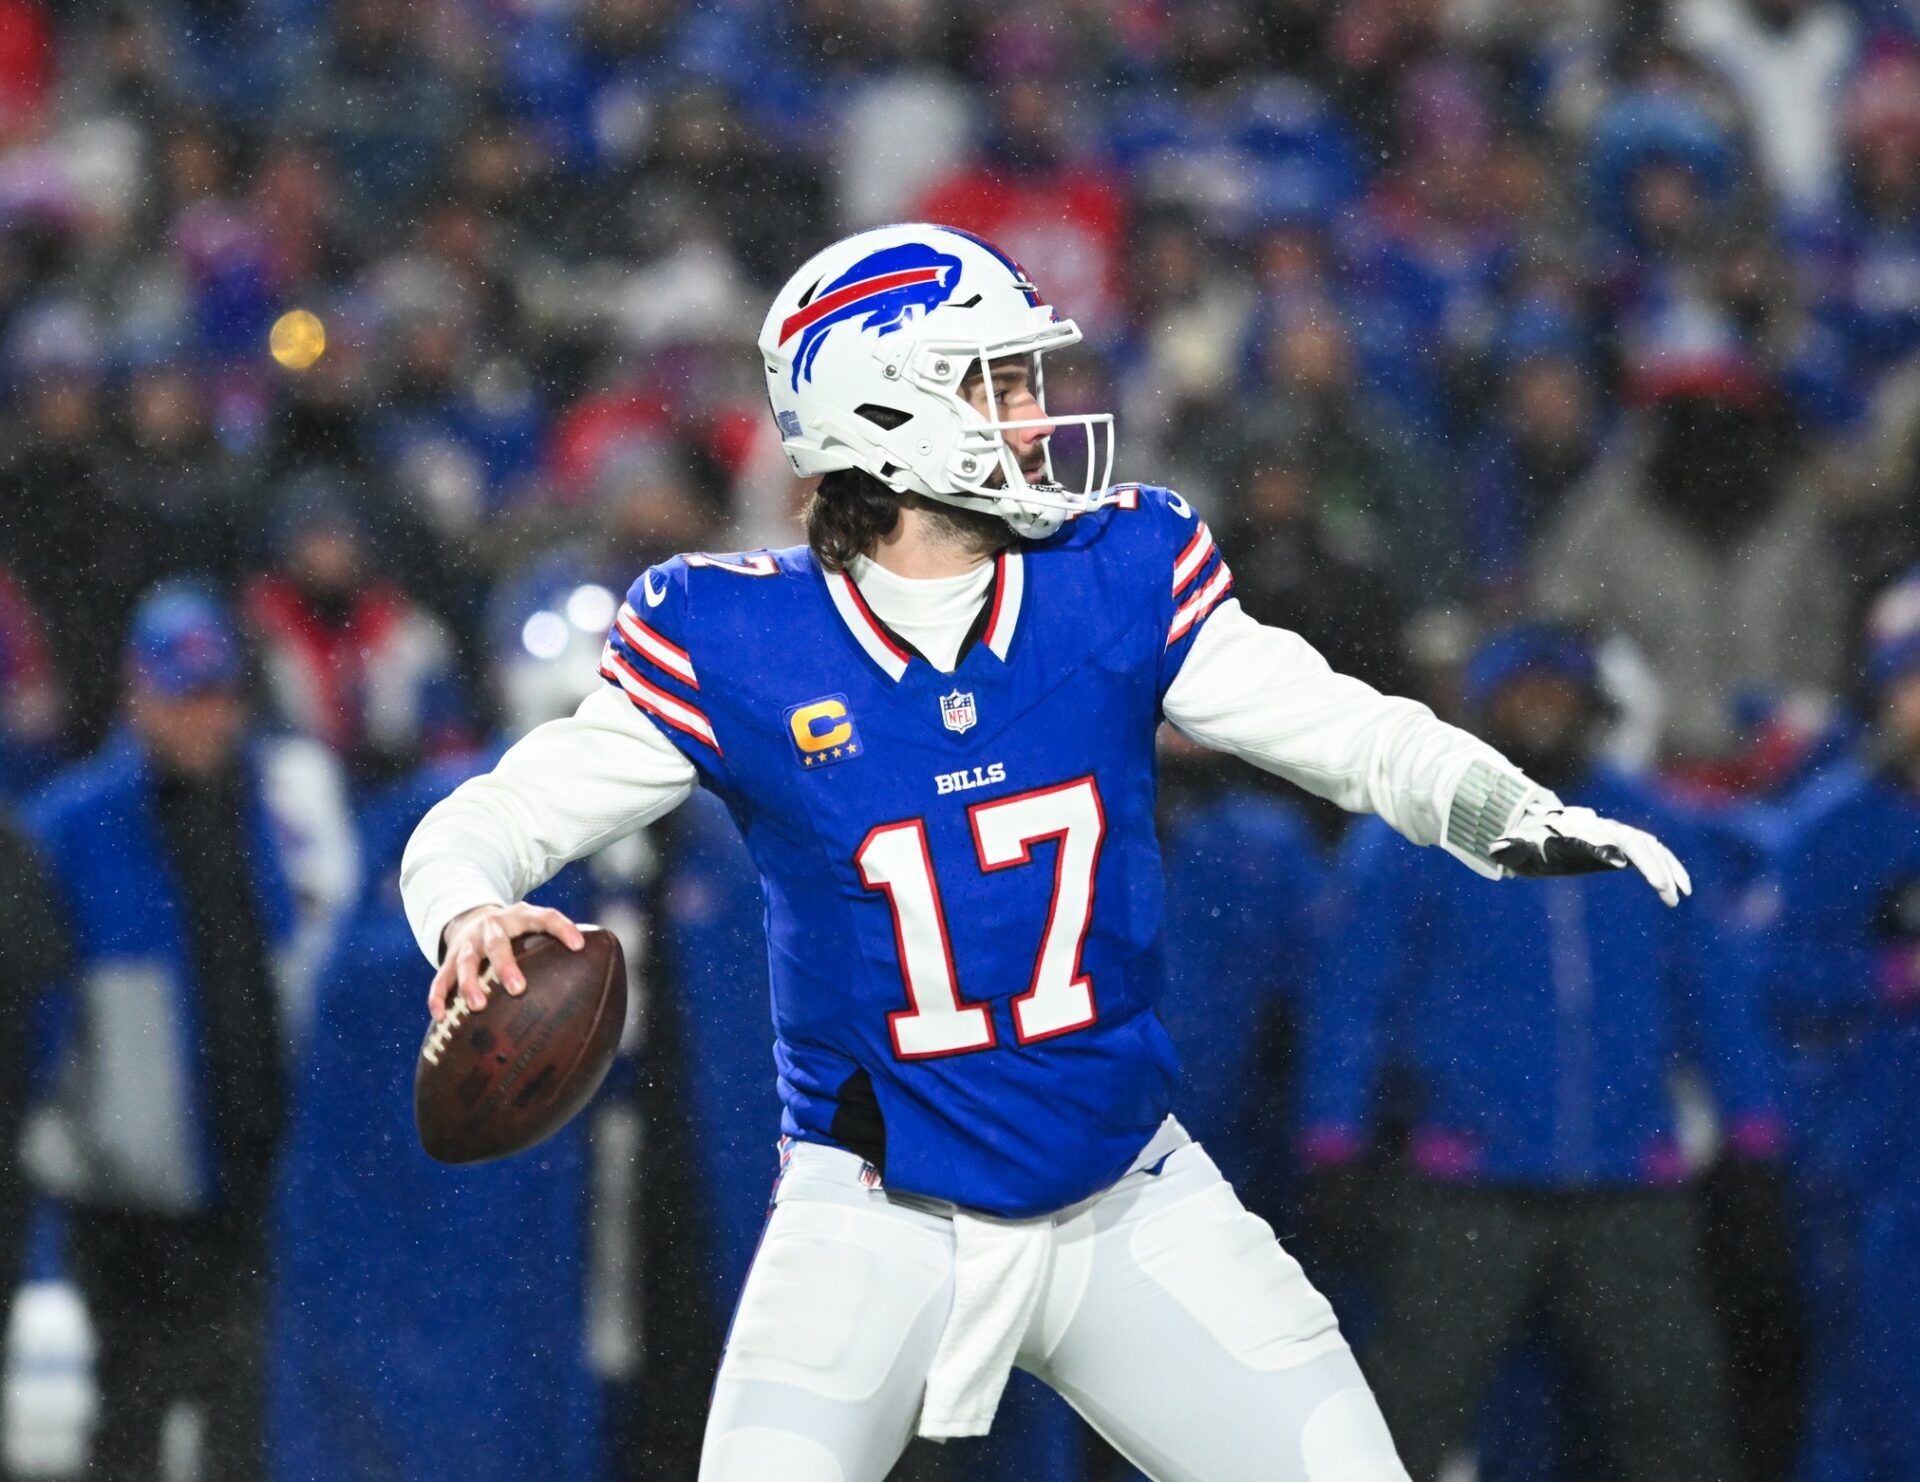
[404,686,696,1017]
[404,563,716,1019]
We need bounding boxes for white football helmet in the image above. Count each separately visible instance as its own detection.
[758,223,1115,539]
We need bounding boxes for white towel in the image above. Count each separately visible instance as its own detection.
[917,1210,1051,1439]
[916,1118,1192,1440]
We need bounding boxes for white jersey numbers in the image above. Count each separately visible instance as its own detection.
[685,552,780,577]
[856,820,997,1059]
[856,776,1107,1060]
[970,778,1106,1042]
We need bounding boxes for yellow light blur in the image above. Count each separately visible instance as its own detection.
[269,309,326,370]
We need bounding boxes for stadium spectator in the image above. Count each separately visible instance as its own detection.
[1119,215,1257,498]
[1585,47,1742,288]
[1756,569,1920,1482]
[1155,732,1325,1214]
[1672,0,1860,212]
[1225,302,1459,604]
[914,75,1130,336]
[0,302,146,755]
[505,0,707,177]
[359,254,546,534]
[1299,624,1782,1482]
[1532,369,1846,760]
[0,0,53,142]
[1795,42,1920,461]
[299,0,468,213]
[0,806,64,1437]
[96,346,252,591]
[1223,430,1411,694]
[246,475,473,785]
[1101,61,1365,242]
[0,565,61,798]
[823,0,974,229]
[1461,301,1605,600]
[1852,348,1920,604]
[1345,57,1519,414]
[272,759,607,1482]
[599,82,826,288]
[24,583,352,1481]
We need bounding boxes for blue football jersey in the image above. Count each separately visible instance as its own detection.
[600,485,1238,1217]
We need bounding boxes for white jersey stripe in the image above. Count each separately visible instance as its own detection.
[985,550,1025,661]
[1172,523,1214,595]
[1167,564,1233,647]
[601,644,721,750]
[616,605,699,688]
[827,570,911,681]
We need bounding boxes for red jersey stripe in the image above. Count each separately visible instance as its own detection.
[601,648,721,751]
[616,606,698,688]
[1167,565,1233,647]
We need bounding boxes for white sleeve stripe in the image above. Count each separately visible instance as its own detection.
[600,644,721,750]
[1167,564,1233,646]
[1171,523,1215,594]
[616,606,699,688]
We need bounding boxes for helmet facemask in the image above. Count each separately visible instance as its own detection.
[892,328,1115,540]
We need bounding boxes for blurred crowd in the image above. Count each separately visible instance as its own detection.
[5,0,1920,1478]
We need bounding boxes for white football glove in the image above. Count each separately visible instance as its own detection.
[1491,797,1692,907]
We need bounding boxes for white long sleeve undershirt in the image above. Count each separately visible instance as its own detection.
[401,566,1527,964]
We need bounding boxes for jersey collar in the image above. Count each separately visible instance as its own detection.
[824,549,1025,683]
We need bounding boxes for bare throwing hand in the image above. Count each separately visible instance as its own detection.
[427,902,587,1022]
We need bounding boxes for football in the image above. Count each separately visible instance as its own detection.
[414,927,626,1164]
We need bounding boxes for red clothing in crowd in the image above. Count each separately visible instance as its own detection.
[914,166,1130,334]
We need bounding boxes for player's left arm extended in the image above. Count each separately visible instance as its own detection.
[1159,601,1689,906]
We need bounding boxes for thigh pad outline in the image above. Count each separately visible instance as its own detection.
[1129,1178,1344,1373]
[723,1199,951,1405]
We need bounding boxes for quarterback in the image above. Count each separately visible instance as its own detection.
[401,224,1688,1481]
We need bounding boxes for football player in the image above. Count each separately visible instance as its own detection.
[401,224,1689,1482]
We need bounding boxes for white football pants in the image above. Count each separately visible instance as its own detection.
[698,1129,1411,1482]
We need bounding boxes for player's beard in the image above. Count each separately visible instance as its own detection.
[910,495,1016,558]
[911,441,1047,555]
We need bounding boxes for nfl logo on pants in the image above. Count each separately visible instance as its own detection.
[940,690,977,734]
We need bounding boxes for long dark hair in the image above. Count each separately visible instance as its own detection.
[804,469,1010,572]
[805,469,902,572]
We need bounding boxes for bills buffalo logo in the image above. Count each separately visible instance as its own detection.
[779,243,965,388]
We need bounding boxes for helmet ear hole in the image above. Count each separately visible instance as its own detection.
[855,404,913,431]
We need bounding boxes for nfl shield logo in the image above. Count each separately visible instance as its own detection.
[939,689,977,734]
